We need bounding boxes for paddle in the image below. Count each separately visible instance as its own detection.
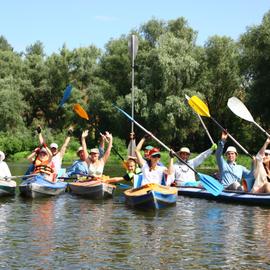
[59,84,72,108]
[227,97,270,137]
[1,174,38,180]
[187,96,253,159]
[113,105,223,196]
[73,104,126,162]
[185,95,215,144]
[128,34,139,157]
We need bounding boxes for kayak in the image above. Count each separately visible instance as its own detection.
[178,186,270,206]
[68,180,116,199]
[0,179,16,196]
[19,174,67,198]
[124,183,178,210]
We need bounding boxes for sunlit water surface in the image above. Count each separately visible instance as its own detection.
[0,163,269,269]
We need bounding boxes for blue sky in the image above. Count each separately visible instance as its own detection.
[1,0,269,55]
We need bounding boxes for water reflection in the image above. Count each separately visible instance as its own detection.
[0,162,270,269]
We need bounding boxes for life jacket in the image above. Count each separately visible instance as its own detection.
[34,158,54,175]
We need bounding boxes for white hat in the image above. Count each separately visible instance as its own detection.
[77,146,83,153]
[225,146,237,154]
[90,148,99,154]
[50,143,58,149]
[265,149,270,155]
[0,151,5,162]
[39,147,47,154]
[179,147,190,154]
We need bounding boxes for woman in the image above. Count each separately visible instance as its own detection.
[135,136,173,187]
[81,130,113,178]
[0,151,11,179]
[27,144,56,182]
[251,137,270,193]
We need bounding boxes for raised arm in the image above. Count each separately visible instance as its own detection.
[101,132,113,164]
[81,130,89,160]
[258,137,270,157]
[135,137,146,167]
[59,128,73,158]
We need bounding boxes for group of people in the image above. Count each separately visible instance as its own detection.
[1,124,270,194]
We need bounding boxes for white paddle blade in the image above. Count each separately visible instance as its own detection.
[227,97,254,122]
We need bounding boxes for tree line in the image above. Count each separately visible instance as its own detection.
[0,12,270,157]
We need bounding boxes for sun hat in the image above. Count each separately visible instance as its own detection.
[0,151,5,162]
[144,145,154,151]
[148,148,161,157]
[39,147,47,153]
[77,146,83,153]
[90,148,99,154]
[179,147,190,154]
[50,143,58,149]
[225,146,237,154]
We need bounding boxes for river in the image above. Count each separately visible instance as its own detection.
[1,162,270,269]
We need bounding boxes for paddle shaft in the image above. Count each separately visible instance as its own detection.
[211,117,253,159]
[115,106,199,174]
[253,121,270,137]
[1,173,38,180]
[197,113,215,144]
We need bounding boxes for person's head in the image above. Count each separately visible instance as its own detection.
[50,143,59,155]
[225,146,237,162]
[177,147,190,161]
[89,148,99,161]
[263,149,270,164]
[38,147,49,161]
[0,151,5,162]
[148,148,161,164]
[126,158,136,173]
[143,145,153,159]
[77,146,86,161]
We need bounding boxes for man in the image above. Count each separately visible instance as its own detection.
[216,131,253,191]
[173,144,217,187]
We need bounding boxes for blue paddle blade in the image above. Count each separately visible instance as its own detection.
[198,173,223,196]
[59,84,72,107]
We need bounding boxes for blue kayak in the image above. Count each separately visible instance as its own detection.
[124,183,177,210]
[19,174,67,198]
[178,186,270,206]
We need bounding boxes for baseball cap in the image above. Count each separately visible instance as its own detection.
[179,147,190,154]
[144,145,153,150]
[148,148,161,157]
[225,146,237,154]
[50,143,58,149]
[90,148,99,154]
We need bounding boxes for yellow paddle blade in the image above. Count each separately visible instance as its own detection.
[73,104,89,120]
[188,96,211,117]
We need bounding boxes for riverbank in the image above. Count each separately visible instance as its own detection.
[9,149,253,171]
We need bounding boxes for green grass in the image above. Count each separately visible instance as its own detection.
[9,150,253,172]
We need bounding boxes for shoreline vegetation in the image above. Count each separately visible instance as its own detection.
[10,149,253,172]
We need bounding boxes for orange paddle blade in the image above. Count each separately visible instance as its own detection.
[73,104,89,120]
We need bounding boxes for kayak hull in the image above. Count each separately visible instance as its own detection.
[19,175,67,198]
[178,187,270,206]
[124,183,177,210]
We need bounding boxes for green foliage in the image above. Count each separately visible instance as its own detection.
[0,12,270,157]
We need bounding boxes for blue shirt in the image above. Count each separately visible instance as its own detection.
[216,140,254,187]
[66,160,89,177]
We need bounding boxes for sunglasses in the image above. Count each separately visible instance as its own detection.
[265,153,270,156]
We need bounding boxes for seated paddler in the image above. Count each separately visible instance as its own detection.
[27,144,56,182]
[135,135,174,187]
[172,143,217,187]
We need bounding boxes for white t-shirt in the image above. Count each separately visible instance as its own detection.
[141,162,167,186]
[52,153,62,174]
[173,148,212,186]
[0,161,11,178]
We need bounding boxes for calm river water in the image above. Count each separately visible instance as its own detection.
[1,162,270,269]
